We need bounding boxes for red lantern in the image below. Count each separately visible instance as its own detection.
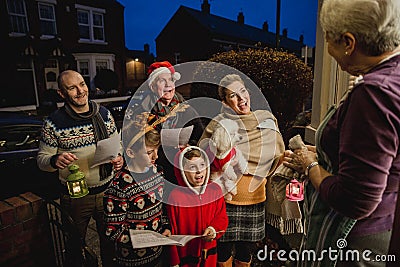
[286,179,304,201]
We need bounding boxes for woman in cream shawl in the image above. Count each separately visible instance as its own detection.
[199,74,285,267]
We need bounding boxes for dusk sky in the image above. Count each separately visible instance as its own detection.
[117,0,319,55]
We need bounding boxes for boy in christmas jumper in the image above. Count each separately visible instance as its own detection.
[104,127,171,267]
[167,146,228,267]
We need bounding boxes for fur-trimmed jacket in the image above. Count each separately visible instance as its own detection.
[167,146,228,267]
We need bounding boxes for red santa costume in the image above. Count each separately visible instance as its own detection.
[167,146,228,267]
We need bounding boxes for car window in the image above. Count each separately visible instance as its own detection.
[0,124,42,153]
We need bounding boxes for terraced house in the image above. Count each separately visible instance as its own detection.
[1,0,127,110]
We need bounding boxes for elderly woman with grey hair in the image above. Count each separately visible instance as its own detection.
[284,0,400,266]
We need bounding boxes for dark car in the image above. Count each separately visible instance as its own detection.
[0,112,58,200]
[102,90,146,130]
[104,99,128,130]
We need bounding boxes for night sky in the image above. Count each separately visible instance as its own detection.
[117,0,319,55]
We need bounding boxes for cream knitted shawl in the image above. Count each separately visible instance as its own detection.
[200,108,284,180]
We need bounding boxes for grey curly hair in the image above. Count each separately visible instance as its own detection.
[320,0,400,56]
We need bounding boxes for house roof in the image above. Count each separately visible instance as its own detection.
[162,5,304,52]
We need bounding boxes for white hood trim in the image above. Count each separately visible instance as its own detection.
[179,146,210,195]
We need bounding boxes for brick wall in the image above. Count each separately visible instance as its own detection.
[0,192,54,267]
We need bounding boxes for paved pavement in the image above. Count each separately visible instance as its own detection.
[86,218,102,266]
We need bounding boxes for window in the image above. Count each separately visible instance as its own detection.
[16,58,32,70]
[96,61,108,72]
[76,5,105,43]
[73,53,115,91]
[77,10,90,40]
[78,61,90,86]
[44,59,57,68]
[38,3,56,36]
[7,0,28,35]
[92,13,104,41]
[46,71,56,82]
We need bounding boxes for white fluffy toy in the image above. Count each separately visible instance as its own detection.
[208,119,247,201]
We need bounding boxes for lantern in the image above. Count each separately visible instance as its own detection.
[66,164,89,198]
[285,179,304,201]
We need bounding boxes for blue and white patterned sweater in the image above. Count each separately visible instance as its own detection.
[37,105,119,189]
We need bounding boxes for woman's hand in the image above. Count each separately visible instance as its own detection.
[283,147,332,190]
[283,148,317,174]
[305,145,316,153]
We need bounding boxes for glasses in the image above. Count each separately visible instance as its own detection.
[156,77,176,86]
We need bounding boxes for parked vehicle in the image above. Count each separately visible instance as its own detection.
[102,90,145,130]
[0,112,58,200]
[103,99,128,130]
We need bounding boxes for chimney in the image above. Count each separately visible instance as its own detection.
[144,43,149,54]
[262,21,269,31]
[237,11,244,24]
[299,34,304,44]
[201,0,210,14]
[282,28,288,38]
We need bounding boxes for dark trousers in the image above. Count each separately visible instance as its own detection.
[61,192,115,267]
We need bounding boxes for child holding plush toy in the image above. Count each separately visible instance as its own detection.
[167,146,228,267]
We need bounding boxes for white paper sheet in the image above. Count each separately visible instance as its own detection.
[90,133,121,168]
[129,229,201,249]
[160,125,194,147]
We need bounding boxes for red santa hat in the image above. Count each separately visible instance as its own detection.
[147,61,181,85]
[134,196,144,204]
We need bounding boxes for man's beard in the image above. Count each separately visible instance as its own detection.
[66,94,87,107]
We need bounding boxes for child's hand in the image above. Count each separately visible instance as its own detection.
[202,227,216,242]
[111,155,124,171]
[161,229,171,237]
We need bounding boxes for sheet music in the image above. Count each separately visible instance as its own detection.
[129,229,201,249]
[160,125,194,147]
[90,133,121,168]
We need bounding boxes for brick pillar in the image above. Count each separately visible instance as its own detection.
[0,192,54,267]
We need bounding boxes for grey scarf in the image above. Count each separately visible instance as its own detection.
[64,101,112,180]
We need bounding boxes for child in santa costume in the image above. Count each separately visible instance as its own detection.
[167,146,228,267]
[104,127,171,267]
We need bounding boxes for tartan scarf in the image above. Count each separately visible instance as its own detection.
[266,134,305,235]
[152,93,184,119]
[64,101,112,180]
